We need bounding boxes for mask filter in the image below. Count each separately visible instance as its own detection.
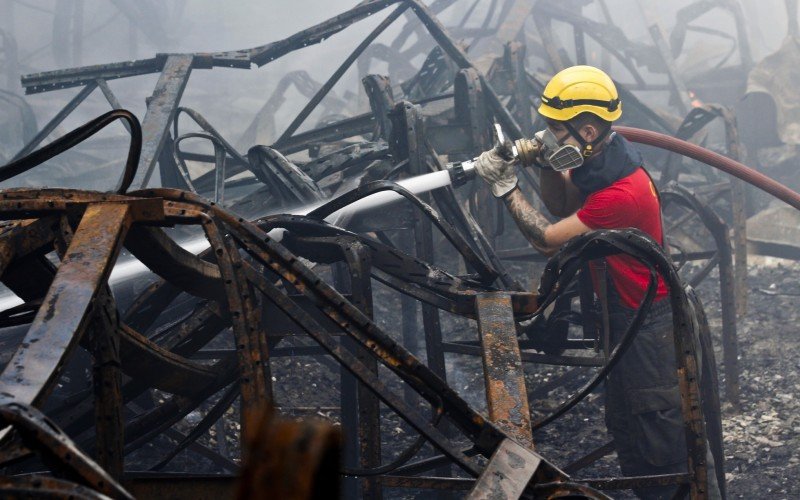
[534,128,584,171]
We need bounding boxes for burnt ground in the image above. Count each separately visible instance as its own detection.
[131,246,800,499]
[719,261,800,497]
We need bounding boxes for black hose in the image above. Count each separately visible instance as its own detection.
[531,237,659,431]
[0,109,141,194]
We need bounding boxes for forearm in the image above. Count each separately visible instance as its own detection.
[503,187,555,255]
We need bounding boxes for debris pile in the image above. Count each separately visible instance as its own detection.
[0,1,798,498]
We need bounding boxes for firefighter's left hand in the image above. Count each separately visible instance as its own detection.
[475,148,518,197]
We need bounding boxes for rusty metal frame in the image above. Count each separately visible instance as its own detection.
[0,145,735,500]
[0,164,726,498]
[0,1,767,497]
[0,182,585,497]
[657,103,748,409]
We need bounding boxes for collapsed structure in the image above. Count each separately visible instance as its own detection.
[0,1,798,498]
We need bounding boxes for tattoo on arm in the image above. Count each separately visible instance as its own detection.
[503,187,551,253]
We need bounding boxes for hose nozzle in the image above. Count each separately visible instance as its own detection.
[445,125,550,188]
[447,158,477,187]
[512,138,541,168]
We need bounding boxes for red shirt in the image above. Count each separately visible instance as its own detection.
[575,167,669,308]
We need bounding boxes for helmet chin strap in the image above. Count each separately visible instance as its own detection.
[563,121,612,158]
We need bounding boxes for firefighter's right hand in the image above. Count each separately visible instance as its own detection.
[475,148,518,198]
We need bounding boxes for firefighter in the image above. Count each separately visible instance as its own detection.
[474,65,720,499]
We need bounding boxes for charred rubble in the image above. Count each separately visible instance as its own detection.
[0,1,798,499]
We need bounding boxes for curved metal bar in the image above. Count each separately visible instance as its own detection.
[0,402,133,499]
[121,280,183,332]
[661,182,740,406]
[118,324,218,396]
[171,134,201,193]
[124,225,223,301]
[257,215,483,302]
[0,109,142,194]
[173,107,249,165]
[370,268,474,317]
[173,132,228,202]
[0,475,110,499]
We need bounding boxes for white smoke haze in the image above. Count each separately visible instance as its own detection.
[0,1,793,186]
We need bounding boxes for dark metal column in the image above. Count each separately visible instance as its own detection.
[664,183,741,408]
[404,101,454,497]
[505,42,533,136]
[402,102,447,382]
[362,74,395,141]
[329,238,382,499]
[455,68,499,247]
[342,241,382,500]
[717,107,748,317]
[90,287,124,479]
[135,53,194,188]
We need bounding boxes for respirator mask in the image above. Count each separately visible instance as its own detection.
[533,128,584,172]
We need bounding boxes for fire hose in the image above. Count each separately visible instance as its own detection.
[615,126,800,211]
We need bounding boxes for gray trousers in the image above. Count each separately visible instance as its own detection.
[604,298,721,499]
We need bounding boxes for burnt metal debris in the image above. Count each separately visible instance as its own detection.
[0,1,798,499]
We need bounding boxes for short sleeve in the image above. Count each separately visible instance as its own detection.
[576,187,639,229]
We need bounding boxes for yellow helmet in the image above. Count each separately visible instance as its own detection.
[538,65,622,122]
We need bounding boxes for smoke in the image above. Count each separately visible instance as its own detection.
[2,1,795,167]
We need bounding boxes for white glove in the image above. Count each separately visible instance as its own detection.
[475,148,518,198]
